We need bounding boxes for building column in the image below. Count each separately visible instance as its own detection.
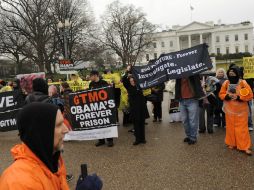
[200,33,203,44]
[188,35,191,48]
[210,33,215,54]
[176,35,180,50]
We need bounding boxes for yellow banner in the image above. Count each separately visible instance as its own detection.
[243,57,254,79]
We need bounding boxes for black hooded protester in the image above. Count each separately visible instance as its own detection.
[0,103,103,190]
[122,68,147,145]
[25,78,51,104]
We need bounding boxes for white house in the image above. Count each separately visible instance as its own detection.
[140,21,254,64]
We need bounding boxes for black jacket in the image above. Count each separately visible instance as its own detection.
[151,83,165,102]
[122,75,146,121]
[175,75,204,100]
[25,91,51,104]
[89,80,109,89]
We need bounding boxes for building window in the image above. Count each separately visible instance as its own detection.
[245,45,249,52]
[153,42,157,48]
[244,34,248,40]
[225,35,229,42]
[154,53,157,59]
[146,54,149,61]
[235,35,238,41]
[235,46,239,53]
[226,47,229,54]
[216,36,220,42]
[216,48,220,54]
[170,41,173,47]
[161,42,165,48]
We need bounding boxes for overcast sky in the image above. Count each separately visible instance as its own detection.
[89,0,254,29]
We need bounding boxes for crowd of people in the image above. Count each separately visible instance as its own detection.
[0,63,254,189]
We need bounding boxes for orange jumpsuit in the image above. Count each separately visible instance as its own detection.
[219,80,253,151]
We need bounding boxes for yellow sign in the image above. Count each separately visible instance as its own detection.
[243,57,254,79]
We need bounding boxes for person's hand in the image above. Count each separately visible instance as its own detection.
[231,94,238,100]
[75,174,103,190]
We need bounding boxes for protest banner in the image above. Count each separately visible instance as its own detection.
[243,57,254,79]
[0,91,25,132]
[17,72,45,94]
[59,59,74,71]
[64,86,118,141]
[132,44,213,89]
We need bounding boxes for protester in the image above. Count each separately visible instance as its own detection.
[89,70,114,147]
[49,85,64,113]
[175,76,204,145]
[47,78,53,84]
[122,67,146,145]
[0,103,103,189]
[214,68,227,128]
[199,76,219,134]
[13,78,27,100]
[165,80,181,123]
[60,82,74,131]
[151,83,165,122]
[0,80,13,93]
[25,78,51,104]
[219,66,253,155]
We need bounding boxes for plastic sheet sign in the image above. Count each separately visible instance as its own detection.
[0,91,25,132]
[132,44,212,89]
[59,59,74,71]
[64,86,118,141]
[243,57,254,79]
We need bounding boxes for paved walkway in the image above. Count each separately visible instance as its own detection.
[1,93,254,190]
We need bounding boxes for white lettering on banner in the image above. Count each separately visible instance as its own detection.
[0,119,16,127]
[75,110,112,121]
[80,118,111,128]
[176,50,197,58]
[0,96,15,108]
[167,63,204,75]
[70,100,115,114]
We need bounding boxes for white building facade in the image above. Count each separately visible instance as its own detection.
[141,21,254,64]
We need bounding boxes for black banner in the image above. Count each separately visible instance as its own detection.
[69,86,117,130]
[132,44,212,89]
[0,91,25,132]
[65,86,118,140]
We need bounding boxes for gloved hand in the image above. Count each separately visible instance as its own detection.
[75,174,103,190]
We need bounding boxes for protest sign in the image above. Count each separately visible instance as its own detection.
[59,59,74,71]
[64,86,118,141]
[0,91,25,132]
[132,44,213,89]
[243,57,254,79]
[17,72,45,94]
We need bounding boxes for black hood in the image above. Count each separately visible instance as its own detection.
[227,66,240,84]
[17,102,60,173]
[32,78,48,95]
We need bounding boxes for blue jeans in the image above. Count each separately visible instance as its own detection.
[180,99,199,141]
[248,100,253,128]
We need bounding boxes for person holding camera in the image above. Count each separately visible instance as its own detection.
[219,66,253,155]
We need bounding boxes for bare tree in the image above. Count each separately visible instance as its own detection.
[0,17,30,74]
[0,0,96,73]
[100,1,156,66]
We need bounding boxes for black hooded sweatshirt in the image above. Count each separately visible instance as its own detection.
[17,102,60,173]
